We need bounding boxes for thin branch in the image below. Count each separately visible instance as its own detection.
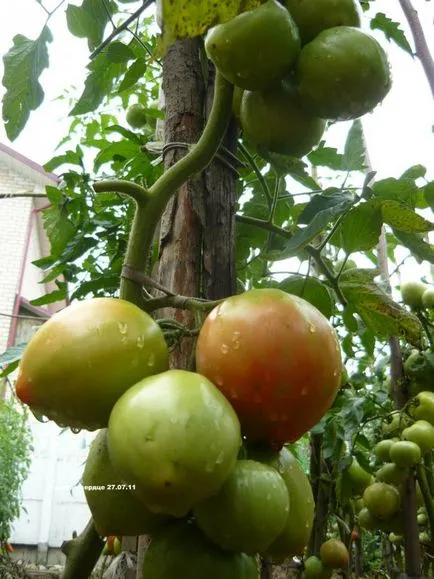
[89,0,155,60]
[398,0,434,98]
[93,180,150,204]
[142,295,224,314]
[238,141,272,207]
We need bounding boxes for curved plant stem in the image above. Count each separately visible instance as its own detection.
[142,294,223,314]
[93,72,233,305]
[139,72,234,260]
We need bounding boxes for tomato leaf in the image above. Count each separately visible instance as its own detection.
[71,52,126,115]
[370,13,413,56]
[308,144,344,170]
[372,177,419,206]
[0,344,27,373]
[66,0,117,50]
[2,27,52,140]
[380,200,434,233]
[106,42,136,64]
[265,196,353,260]
[342,120,366,172]
[340,272,424,348]
[341,200,383,253]
[279,275,335,318]
[118,59,148,93]
[42,188,77,257]
[30,285,67,307]
[393,230,434,264]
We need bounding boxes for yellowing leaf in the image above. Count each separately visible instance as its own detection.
[160,0,262,54]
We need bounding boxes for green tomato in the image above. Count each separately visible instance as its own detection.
[126,103,148,129]
[16,298,169,430]
[375,463,409,486]
[388,532,403,546]
[284,0,361,44]
[108,370,241,517]
[404,351,434,393]
[304,556,324,579]
[193,460,289,554]
[83,430,170,536]
[419,531,431,546]
[113,537,122,556]
[249,446,314,562]
[142,521,259,579]
[401,282,428,309]
[389,440,421,468]
[374,439,395,462]
[296,27,391,121]
[417,513,427,525]
[358,507,382,532]
[410,391,434,425]
[381,411,405,437]
[402,420,434,454]
[205,0,300,91]
[319,538,349,569]
[344,458,373,495]
[422,288,434,308]
[363,483,400,520]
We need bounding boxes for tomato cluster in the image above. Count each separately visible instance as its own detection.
[206,0,391,159]
[345,382,434,545]
[16,288,342,575]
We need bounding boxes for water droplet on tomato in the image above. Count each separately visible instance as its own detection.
[136,335,145,349]
[301,387,308,396]
[216,451,225,464]
[71,427,81,434]
[233,340,240,350]
[215,376,224,387]
[333,369,338,377]
[118,322,128,334]
[221,344,229,354]
[148,353,155,367]
[309,325,316,333]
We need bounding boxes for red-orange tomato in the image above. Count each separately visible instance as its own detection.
[195,289,342,447]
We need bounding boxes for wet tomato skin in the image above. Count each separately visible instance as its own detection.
[195,289,342,446]
[16,298,169,430]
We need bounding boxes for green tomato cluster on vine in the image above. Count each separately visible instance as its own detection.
[205,0,391,159]
[15,287,344,575]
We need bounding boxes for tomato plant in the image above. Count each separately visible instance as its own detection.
[196,288,342,447]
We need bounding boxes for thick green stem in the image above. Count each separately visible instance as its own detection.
[60,519,104,579]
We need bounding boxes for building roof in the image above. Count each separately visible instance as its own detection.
[0,142,59,188]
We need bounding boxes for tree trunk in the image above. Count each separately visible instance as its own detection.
[157,38,207,369]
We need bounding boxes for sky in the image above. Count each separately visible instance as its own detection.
[0,0,433,286]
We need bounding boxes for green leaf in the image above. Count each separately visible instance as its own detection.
[380,200,434,233]
[71,52,125,115]
[372,177,418,205]
[342,306,358,333]
[2,27,52,140]
[44,148,84,172]
[70,275,120,300]
[342,120,366,171]
[423,181,434,210]
[370,13,413,55]
[341,200,383,253]
[279,275,335,318]
[308,144,344,170]
[118,59,147,93]
[298,191,353,224]
[42,188,76,257]
[106,41,136,63]
[258,151,321,190]
[66,0,117,50]
[0,344,27,369]
[393,230,434,264]
[160,0,261,53]
[30,286,67,306]
[401,165,426,181]
[94,140,140,171]
[266,196,353,260]
[340,272,423,348]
